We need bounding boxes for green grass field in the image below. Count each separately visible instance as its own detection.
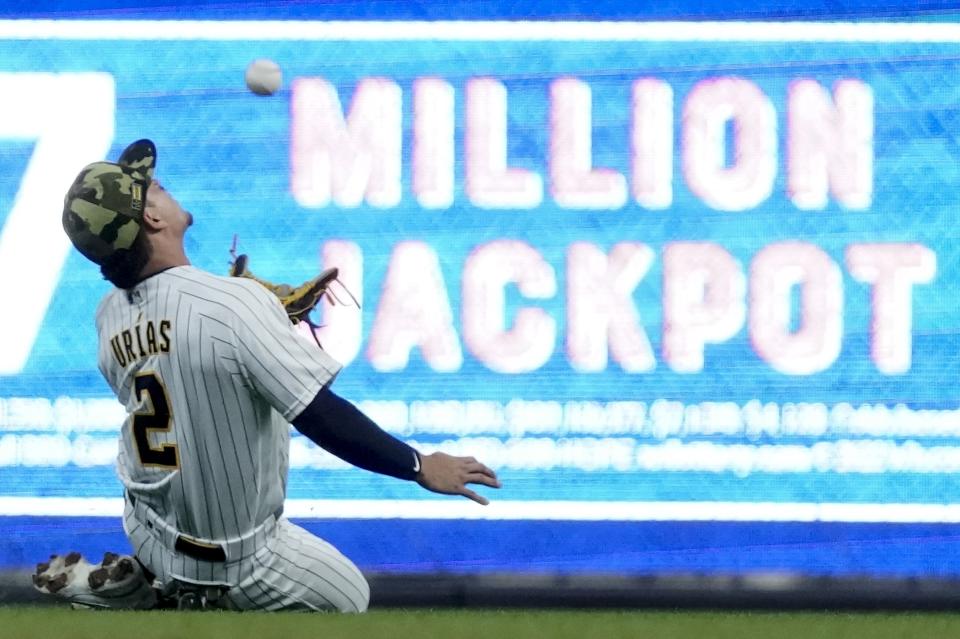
[4,607,960,639]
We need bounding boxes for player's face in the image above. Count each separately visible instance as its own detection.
[146,180,194,234]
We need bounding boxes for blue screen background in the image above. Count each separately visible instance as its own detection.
[1,5,960,577]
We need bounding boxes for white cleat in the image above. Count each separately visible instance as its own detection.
[32,551,157,610]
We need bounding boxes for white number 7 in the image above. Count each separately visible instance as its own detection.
[0,72,115,374]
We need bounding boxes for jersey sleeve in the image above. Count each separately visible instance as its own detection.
[228,279,342,421]
[94,289,126,401]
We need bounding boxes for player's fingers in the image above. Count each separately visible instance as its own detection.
[460,487,489,506]
[464,460,498,480]
[465,472,501,489]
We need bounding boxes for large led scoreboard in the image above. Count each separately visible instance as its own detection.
[1,18,960,576]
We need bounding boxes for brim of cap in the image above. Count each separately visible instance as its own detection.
[117,138,156,180]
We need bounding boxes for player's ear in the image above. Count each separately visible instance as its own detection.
[141,206,167,231]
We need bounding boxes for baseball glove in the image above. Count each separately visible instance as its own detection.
[229,253,340,325]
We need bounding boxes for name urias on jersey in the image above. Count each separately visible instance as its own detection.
[109,320,171,368]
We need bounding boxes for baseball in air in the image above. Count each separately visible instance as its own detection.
[245,58,282,96]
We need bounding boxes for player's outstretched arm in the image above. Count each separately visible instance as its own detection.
[292,387,501,505]
[415,452,500,506]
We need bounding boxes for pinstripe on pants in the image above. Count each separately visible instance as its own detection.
[125,506,369,612]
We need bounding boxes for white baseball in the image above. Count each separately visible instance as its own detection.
[245,58,282,96]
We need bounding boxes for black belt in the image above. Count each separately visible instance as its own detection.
[128,492,281,563]
[172,506,283,563]
[175,535,227,563]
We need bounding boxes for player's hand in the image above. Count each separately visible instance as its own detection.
[415,452,501,505]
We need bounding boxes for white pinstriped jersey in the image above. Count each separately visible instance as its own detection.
[96,265,341,542]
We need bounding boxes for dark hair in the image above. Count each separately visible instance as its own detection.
[99,230,151,289]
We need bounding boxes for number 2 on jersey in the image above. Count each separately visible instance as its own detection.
[133,372,179,469]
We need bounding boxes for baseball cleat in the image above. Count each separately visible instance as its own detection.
[32,551,158,610]
[173,583,234,611]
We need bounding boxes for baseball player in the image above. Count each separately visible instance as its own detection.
[34,139,500,611]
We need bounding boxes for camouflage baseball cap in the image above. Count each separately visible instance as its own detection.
[62,139,157,265]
